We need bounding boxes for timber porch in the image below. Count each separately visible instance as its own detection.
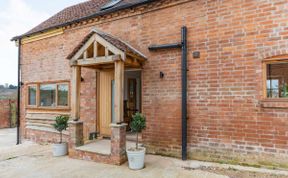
[67,29,147,165]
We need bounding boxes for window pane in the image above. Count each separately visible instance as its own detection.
[40,84,56,107]
[266,63,288,98]
[58,84,68,106]
[28,86,36,105]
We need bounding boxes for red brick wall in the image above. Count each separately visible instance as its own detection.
[0,99,15,128]
[26,129,69,144]
[80,68,97,140]
[20,0,288,167]
[184,0,288,166]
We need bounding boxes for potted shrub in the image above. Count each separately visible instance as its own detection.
[126,112,146,170]
[52,115,69,156]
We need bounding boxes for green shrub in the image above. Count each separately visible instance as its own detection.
[130,113,146,149]
[52,115,69,143]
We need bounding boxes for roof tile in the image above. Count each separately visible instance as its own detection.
[67,29,147,60]
[12,0,153,40]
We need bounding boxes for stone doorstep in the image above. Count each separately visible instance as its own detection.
[94,135,143,143]
[70,139,145,165]
[68,122,129,165]
[75,139,111,155]
[69,148,127,165]
[74,139,143,155]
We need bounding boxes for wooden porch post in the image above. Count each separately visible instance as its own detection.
[111,58,127,165]
[114,59,124,123]
[71,65,81,121]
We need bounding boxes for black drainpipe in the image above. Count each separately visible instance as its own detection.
[148,26,188,160]
[17,38,21,145]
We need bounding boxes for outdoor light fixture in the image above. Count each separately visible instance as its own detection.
[193,51,200,58]
[160,72,164,78]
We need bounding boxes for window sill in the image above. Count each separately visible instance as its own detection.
[26,106,70,111]
[261,99,288,108]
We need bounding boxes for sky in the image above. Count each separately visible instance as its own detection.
[0,0,87,85]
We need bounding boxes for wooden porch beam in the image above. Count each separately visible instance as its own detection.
[72,34,96,60]
[77,55,121,66]
[105,47,109,57]
[93,41,98,58]
[71,66,81,121]
[95,35,126,60]
[125,57,142,68]
[114,60,124,123]
[83,50,87,59]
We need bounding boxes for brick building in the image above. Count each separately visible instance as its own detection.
[12,0,288,167]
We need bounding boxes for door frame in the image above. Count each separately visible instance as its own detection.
[96,69,143,136]
[125,69,142,113]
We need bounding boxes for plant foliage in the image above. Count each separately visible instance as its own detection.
[130,113,146,149]
[52,115,69,143]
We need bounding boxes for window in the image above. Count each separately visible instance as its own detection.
[58,84,69,106]
[101,0,122,10]
[28,86,37,105]
[27,82,69,108]
[266,79,279,98]
[40,84,56,107]
[266,62,288,98]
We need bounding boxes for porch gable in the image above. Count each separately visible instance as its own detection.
[67,29,147,69]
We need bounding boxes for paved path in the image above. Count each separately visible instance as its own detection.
[0,142,227,178]
[0,128,287,178]
[0,128,16,149]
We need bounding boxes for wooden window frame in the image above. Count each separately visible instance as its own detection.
[39,83,57,108]
[27,84,38,107]
[57,83,70,108]
[26,81,70,110]
[262,56,288,102]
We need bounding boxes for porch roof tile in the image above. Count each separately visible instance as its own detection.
[67,29,147,60]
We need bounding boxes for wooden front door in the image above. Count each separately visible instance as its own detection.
[99,70,114,136]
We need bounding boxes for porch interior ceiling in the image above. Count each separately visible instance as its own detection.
[67,29,147,69]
